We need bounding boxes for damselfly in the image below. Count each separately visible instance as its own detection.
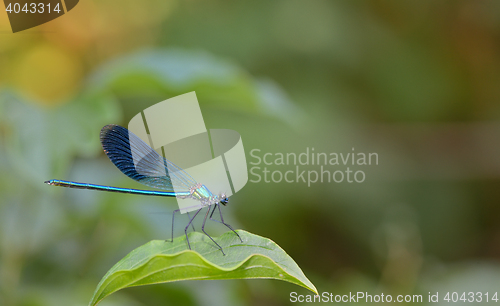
[45,124,242,255]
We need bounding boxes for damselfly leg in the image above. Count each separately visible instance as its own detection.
[168,203,241,254]
[184,208,202,250]
[168,209,196,242]
[202,206,225,255]
[210,203,243,243]
[186,212,196,231]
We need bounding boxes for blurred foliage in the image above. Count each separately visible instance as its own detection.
[1,1,500,306]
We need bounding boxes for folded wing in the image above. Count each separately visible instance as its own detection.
[100,124,197,192]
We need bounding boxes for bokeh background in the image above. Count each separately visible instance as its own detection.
[2,1,500,305]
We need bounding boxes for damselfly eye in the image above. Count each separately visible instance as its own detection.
[220,197,229,205]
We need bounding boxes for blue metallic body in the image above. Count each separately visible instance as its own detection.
[45,179,189,197]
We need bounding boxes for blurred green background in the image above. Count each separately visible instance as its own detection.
[1,1,500,305]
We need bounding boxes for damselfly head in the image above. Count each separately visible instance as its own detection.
[219,193,229,206]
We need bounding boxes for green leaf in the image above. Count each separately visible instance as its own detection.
[87,49,302,125]
[89,230,317,306]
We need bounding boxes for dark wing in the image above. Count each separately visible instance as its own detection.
[100,124,197,191]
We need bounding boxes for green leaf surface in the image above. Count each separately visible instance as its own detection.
[89,230,317,306]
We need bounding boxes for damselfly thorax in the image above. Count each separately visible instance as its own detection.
[176,183,228,207]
